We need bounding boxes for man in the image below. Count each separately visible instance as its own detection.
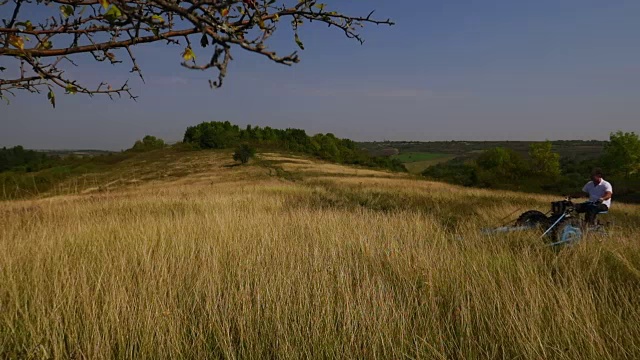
[572,168,613,225]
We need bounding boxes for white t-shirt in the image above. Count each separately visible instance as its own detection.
[582,179,613,208]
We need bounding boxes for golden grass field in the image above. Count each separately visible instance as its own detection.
[1,150,640,359]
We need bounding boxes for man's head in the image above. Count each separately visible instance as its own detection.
[591,168,603,184]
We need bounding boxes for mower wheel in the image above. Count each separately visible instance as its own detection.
[551,218,583,244]
[515,210,548,229]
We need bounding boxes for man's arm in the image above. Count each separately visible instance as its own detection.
[600,182,613,202]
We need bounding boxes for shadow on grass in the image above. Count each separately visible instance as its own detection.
[222,163,243,169]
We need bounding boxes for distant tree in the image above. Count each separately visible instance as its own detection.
[0,145,52,172]
[233,144,256,164]
[129,135,165,152]
[476,147,527,176]
[529,141,561,179]
[602,131,640,178]
[0,1,393,106]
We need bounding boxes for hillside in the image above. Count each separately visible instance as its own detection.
[2,150,640,359]
[359,140,606,160]
[359,140,607,175]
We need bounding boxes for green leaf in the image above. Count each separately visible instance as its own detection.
[15,21,32,31]
[65,83,77,95]
[37,40,53,50]
[47,88,56,108]
[60,5,74,18]
[104,5,122,23]
[314,3,325,11]
[294,33,304,50]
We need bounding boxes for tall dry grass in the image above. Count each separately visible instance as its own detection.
[1,154,640,359]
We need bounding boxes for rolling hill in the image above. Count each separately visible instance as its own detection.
[1,149,639,359]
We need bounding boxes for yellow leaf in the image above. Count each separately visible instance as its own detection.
[273,13,280,21]
[182,47,195,61]
[221,8,229,17]
[8,35,24,50]
[99,0,109,9]
[151,14,164,23]
[65,83,78,94]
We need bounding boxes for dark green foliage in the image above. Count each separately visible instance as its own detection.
[602,131,640,179]
[422,158,478,187]
[0,146,57,173]
[529,141,561,179]
[475,147,529,185]
[183,121,406,172]
[422,132,640,203]
[233,144,256,164]
[128,135,166,152]
[0,150,134,200]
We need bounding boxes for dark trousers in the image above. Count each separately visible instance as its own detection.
[575,202,608,224]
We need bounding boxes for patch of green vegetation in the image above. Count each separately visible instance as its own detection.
[403,157,456,174]
[392,152,449,163]
[183,121,407,173]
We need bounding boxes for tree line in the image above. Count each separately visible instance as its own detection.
[182,121,406,171]
[1,122,405,175]
[0,146,55,173]
[422,131,640,202]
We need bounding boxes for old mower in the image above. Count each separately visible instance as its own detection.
[483,196,612,246]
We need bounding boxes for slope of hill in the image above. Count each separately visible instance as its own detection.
[360,140,607,175]
[2,150,639,359]
[360,140,607,160]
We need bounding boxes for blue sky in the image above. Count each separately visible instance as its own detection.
[1,0,640,150]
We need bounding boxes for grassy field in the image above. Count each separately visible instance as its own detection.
[2,150,640,359]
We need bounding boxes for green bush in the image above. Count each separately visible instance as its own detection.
[128,135,166,152]
[233,144,256,164]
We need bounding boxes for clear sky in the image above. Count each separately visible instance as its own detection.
[1,0,640,150]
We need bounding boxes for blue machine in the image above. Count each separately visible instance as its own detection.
[483,197,611,246]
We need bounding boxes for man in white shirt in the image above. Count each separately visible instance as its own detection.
[573,168,613,225]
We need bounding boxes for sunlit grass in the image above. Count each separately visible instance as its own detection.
[1,152,639,359]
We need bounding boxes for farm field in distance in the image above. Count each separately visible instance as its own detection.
[359,140,607,160]
[390,152,456,174]
[360,140,608,173]
[2,149,639,359]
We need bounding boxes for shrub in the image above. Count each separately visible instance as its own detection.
[233,144,256,164]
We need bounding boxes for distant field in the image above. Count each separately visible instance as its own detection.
[403,156,457,174]
[2,150,639,359]
[392,152,449,163]
[391,152,455,174]
[360,140,606,161]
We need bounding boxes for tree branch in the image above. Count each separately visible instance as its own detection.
[0,0,394,105]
